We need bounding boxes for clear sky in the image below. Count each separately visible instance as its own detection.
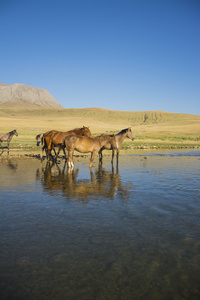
[0,0,200,114]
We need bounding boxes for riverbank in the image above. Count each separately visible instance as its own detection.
[1,143,199,164]
[0,107,199,157]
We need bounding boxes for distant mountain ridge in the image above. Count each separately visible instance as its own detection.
[0,83,63,108]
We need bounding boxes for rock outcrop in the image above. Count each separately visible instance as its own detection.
[0,83,63,108]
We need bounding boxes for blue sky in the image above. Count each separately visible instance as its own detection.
[0,0,200,114]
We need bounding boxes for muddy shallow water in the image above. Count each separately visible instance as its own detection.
[0,150,200,300]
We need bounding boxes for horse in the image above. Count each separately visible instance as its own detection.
[36,130,58,159]
[64,134,117,168]
[0,129,18,154]
[99,127,134,165]
[43,126,92,161]
[36,133,43,146]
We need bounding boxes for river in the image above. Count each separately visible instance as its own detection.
[0,150,200,300]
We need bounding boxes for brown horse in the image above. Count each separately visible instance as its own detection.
[43,126,92,161]
[36,130,59,160]
[99,127,134,165]
[64,134,117,168]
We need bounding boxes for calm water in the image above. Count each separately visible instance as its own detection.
[0,150,200,300]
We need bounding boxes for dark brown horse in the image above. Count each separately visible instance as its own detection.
[43,126,92,161]
[64,134,116,168]
[36,130,58,159]
[0,129,18,155]
[99,127,134,165]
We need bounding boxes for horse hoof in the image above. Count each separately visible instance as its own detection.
[68,162,74,169]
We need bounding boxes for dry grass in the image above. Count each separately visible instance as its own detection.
[0,106,199,149]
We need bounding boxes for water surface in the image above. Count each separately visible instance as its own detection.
[0,150,200,300]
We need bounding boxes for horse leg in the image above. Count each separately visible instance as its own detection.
[56,145,65,161]
[116,149,120,166]
[44,136,53,162]
[111,149,115,165]
[47,141,55,162]
[46,148,52,161]
[53,146,60,162]
[99,149,103,165]
[53,148,57,156]
[41,145,45,162]
[7,142,10,156]
[67,150,74,169]
[51,146,56,161]
[53,147,58,161]
[62,147,67,161]
[90,151,97,168]
[0,142,3,156]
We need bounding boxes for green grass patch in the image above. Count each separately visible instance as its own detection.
[136,136,200,142]
[121,140,199,150]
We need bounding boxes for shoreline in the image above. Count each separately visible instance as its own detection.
[0,145,199,163]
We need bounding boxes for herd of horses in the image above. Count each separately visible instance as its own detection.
[0,127,135,168]
[36,126,134,168]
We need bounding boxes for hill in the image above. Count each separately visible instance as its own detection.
[0,83,63,108]
[0,104,199,151]
[0,105,199,134]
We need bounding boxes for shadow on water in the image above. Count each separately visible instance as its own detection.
[7,159,18,171]
[36,161,131,202]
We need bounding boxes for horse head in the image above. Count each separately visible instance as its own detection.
[36,133,43,146]
[13,129,18,137]
[127,128,134,141]
[82,126,92,137]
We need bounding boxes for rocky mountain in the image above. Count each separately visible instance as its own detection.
[0,83,63,108]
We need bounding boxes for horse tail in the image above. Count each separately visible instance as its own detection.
[41,134,44,146]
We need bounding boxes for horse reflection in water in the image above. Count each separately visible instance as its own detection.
[36,162,131,202]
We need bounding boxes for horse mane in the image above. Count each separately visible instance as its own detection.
[36,133,43,140]
[75,126,89,130]
[67,127,84,133]
[9,129,17,134]
[116,128,129,135]
[73,127,84,130]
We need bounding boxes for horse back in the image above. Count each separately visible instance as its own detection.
[0,133,8,142]
[64,135,98,153]
[52,131,76,145]
[43,130,58,137]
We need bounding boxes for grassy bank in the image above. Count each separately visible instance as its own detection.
[3,136,199,152]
